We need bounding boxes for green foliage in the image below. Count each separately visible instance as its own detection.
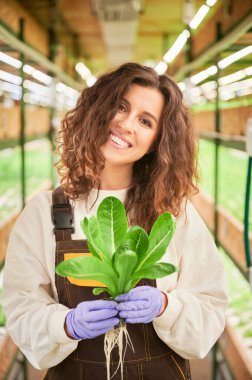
[197,139,252,230]
[0,288,6,327]
[56,196,177,298]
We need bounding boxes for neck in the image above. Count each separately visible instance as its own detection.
[100,162,133,190]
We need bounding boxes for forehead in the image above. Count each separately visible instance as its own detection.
[124,84,164,121]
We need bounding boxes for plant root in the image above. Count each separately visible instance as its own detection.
[104,321,134,380]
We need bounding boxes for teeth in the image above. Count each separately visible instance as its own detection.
[110,133,130,147]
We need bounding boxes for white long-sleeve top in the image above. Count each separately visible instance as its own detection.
[3,188,227,370]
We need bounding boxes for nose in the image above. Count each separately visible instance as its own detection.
[117,114,135,134]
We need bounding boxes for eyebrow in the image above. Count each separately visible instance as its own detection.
[122,98,158,125]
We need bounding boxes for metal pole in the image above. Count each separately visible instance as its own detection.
[212,20,222,380]
[19,18,25,209]
[214,21,222,246]
[48,25,57,188]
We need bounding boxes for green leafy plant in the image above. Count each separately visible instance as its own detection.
[56,196,177,380]
[56,196,177,298]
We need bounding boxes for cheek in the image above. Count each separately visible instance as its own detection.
[143,131,158,148]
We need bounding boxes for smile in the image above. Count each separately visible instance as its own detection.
[109,133,132,149]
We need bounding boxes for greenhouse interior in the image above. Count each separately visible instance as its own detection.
[0,0,252,379]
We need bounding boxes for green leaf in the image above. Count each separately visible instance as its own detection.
[56,256,118,297]
[136,213,176,270]
[80,216,88,237]
[131,262,177,282]
[97,197,128,258]
[80,217,101,260]
[114,248,138,294]
[126,226,149,263]
[81,216,112,263]
[93,287,111,296]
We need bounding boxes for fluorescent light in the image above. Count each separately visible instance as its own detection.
[0,52,22,69]
[86,75,97,87]
[190,65,217,84]
[75,62,96,86]
[200,81,217,92]
[23,64,52,84]
[163,30,190,63]
[219,70,245,86]
[75,63,91,79]
[206,66,218,76]
[0,80,21,97]
[193,96,206,104]
[218,45,252,69]
[31,70,52,85]
[191,87,202,97]
[220,77,252,93]
[178,82,186,91]
[23,79,50,95]
[0,56,52,85]
[0,70,22,85]
[206,0,217,6]
[189,5,209,29]
[23,64,35,75]
[155,61,168,75]
[205,90,217,99]
[56,82,68,93]
[245,66,252,75]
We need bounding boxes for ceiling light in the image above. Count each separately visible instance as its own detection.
[220,77,252,93]
[75,62,96,86]
[86,75,97,87]
[205,90,217,100]
[75,63,91,79]
[191,87,202,96]
[206,66,218,76]
[155,61,168,75]
[245,66,252,75]
[189,5,209,29]
[23,80,50,95]
[190,65,217,84]
[163,30,190,63]
[0,80,21,98]
[178,82,186,91]
[31,70,52,85]
[219,91,236,101]
[218,70,245,86]
[206,0,217,6]
[0,70,22,85]
[218,45,252,69]
[0,52,22,69]
[200,81,217,92]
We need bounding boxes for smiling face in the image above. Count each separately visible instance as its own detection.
[101,83,164,169]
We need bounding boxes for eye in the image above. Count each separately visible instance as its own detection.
[140,118,152,128]
[118,103,127,112]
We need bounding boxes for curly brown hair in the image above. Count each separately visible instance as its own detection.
[56,62,198,232]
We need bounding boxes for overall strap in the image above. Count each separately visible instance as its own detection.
[51,186,75,242]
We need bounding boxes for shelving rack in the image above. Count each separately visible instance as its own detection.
[165,2,252,379]
[0,7,81,378]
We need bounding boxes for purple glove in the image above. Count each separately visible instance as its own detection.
[116,286,163,324]
[65,300,119,340]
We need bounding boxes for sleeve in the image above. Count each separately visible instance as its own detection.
[2,193,78,370]
[153,207,228,360]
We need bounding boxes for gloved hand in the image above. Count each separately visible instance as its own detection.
[65,300,119,340]
[116,286,164,324]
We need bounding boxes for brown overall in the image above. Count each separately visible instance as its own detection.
[45,187,191,380]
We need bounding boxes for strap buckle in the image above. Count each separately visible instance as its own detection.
[51,203,75,234]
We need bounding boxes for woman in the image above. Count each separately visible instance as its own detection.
[3,62,227,379]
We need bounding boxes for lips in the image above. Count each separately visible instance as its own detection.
[109,132,132,148]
